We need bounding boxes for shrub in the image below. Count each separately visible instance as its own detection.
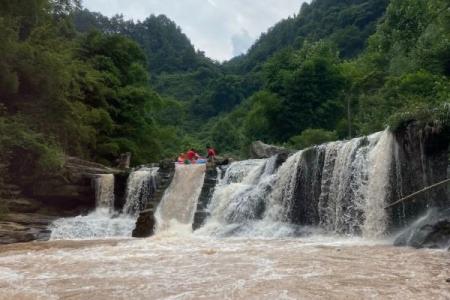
[288,128,338,150]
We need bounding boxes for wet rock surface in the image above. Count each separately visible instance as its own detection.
[394,208,450,249]
[390,122,449,227]
[132,160,175,238]
[250,141,290,159]
[193,166,219,230]
[0,156,122,244]
[29,156,122,209]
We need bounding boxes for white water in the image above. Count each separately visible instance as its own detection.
[199,130,396,238]
[364,131,394,237]
[155,164,206,233]
[50,174,135,240]
[123,167,159,215]
[197,157,305,237]
[50,209,136,240]
[93,174,115,210]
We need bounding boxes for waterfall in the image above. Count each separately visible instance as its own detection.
[155,164,206,233]
[363,131,394,237]
[198,130,395,238]
[50,173,136,240]
[93,174,115,210]
[123,167,159,215]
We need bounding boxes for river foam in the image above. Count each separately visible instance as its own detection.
[0,237,448,300]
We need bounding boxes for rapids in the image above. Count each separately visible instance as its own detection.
[0,237,448,300]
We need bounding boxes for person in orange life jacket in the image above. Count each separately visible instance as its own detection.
[177,153,186,164]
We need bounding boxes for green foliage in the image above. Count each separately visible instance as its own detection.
[0,116,64,177]
[1,0,448,181]
[288,129,338,150]
[387,103,450,132]
[262,41,347,140]
[225,0,389,74]
[242,91,282,143]
[210,118,243,155]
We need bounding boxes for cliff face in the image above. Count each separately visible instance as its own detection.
[132,160,175,238]
[390,123,449,227]
[280,123,448,235]
[0,157,122,244]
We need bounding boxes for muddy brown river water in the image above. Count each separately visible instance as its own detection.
[0,236,448,300]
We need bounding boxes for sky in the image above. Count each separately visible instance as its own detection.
[81,0,307,61]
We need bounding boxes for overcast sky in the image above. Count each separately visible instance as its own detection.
[81,0,307,61]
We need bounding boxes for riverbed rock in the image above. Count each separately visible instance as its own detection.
[132,160,176,238]
[1,156,124,244]
[4,198,41,213]
[132,206,155,238]
[193,166,219,230]
[250,141,290,159]
[28,156,123,209]
[394,208,450,249]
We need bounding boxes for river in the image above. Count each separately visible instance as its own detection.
[0,236,448,299]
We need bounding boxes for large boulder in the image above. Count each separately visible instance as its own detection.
[250,141,290,159]
[132,205,156,238]
[394,207,450,249]
[28,156,122,209]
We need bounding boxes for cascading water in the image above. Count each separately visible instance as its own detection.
[123,167,159,215]
[196,157,306,237]
[50,174,136,240]
[198,130,396,238]
[155,164,206,233]
[94,174,115,210]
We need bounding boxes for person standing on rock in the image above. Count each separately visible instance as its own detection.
[206,145,217,163]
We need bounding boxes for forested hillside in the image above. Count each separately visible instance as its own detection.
[1,0,449,185]
[208,0,450,153]
[0,0,184,185]
[225,0,389,73]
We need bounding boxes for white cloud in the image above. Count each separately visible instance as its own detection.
[232,29,253,57]
[81,0,306,61]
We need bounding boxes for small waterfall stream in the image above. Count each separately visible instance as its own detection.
[123,167,159,215]
[155,164,206,233]
[94,174,115,210]
[50,168,160,240]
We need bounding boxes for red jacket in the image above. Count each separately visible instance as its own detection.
[207,148,216,158]
[187,150,198,160]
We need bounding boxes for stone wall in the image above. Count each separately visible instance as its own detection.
[132,160,175,238]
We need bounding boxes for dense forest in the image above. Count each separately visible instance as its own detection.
[1,0,449,184]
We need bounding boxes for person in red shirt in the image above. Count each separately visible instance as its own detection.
[186,149,199,162]
[206,145,217,163]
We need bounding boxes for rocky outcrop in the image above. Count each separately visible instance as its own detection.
[0,192,76,244]
[394,208,450,249]
[250,141,291,159]
[28,157,121,209]
[389,122,449,227]
[0,156,122,244]
[132,160,175,238]
[192,165,220,230]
